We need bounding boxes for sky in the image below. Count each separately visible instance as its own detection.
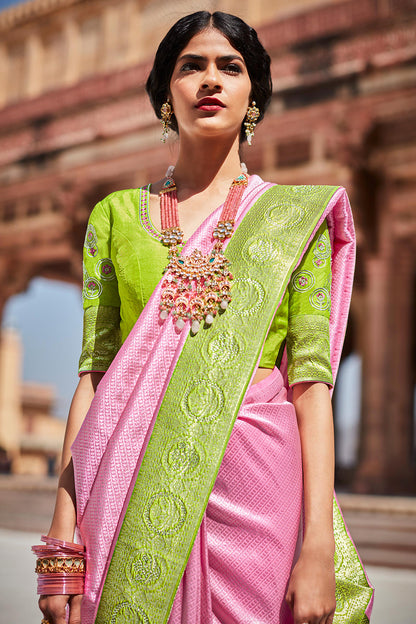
[0,0,25,9]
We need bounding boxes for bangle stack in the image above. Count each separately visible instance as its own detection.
[32,535,85,595]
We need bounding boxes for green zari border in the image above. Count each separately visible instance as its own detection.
[333,497,373,623]
[96,185,349,624]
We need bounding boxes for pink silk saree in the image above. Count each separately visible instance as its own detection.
[72,175,374,624]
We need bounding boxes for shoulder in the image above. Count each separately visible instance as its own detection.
[265,183,344,195]
[88,188,146,223]
[264,184,348,220]
[96,188,143,210]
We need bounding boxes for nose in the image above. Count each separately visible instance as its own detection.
[200,63,223,91]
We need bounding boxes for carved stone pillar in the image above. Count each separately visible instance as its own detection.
[354,255,390,492]
[125,0,142,65]
[0,43,7,108]
[25,32,43,98]
[63,18,80,85]
[101,5,117,71]
[0,328,22,465]
[384,239,416,491]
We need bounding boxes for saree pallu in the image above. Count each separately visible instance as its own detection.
[72,177,374,624]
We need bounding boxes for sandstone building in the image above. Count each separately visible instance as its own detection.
[0,0,415,492]
[0,328,66,475]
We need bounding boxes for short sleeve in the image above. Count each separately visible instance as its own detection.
[286,219,333,387]
[78,201,121,374]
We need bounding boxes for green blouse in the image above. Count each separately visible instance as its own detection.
[79,187,333,387]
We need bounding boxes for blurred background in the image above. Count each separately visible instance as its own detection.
[0,0,415,621]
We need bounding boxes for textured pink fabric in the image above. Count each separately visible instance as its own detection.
[72,182,356,623]
[71,176,272,623]
[168,368,301,624]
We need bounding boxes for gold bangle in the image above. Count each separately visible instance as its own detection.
[35,556,85,574]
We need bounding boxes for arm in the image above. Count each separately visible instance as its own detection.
[285,381,336,624]
[39,372,103,624]
[294,381,335,550]
[48,371,104,541]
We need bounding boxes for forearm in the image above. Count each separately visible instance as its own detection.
[293,381,335,553]
[48,372,104,541]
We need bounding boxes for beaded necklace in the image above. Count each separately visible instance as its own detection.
[159,167,249,334]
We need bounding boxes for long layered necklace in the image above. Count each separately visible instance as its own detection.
[159,168,249,334]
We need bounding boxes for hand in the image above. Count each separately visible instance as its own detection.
[39,593,83,624]
[285,545,336,624]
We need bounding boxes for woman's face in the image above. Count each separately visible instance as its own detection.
[169,28,252,142]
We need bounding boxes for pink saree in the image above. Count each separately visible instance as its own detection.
[72,176,374,624]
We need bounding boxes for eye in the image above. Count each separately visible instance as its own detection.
[179,62,200,72]
[222,63,242,75]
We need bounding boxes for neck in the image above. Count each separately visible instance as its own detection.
[172,135,244,194]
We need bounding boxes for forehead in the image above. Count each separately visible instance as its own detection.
[177,28,243,60]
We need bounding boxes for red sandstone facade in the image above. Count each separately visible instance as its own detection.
[0,0,415,493]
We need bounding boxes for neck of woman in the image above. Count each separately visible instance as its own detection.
[172,134,244,197]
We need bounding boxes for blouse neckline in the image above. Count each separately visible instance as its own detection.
[139,184,163,242]
[139,184,187,246]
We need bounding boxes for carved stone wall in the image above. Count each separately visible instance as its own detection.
[0,0,350,108]
[0,0,415,492]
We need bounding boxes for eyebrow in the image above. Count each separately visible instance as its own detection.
[177,53,245,64]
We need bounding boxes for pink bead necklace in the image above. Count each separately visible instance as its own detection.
[159,167,248,333]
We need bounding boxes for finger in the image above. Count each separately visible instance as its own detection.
[317,612,333,624]
[39,611,56,624]
[291,600,308,624]
[68,594,83,624]
[285,587,294,608]
[38,595,47,614]
[293,610,311,624]
[294,612,320,624]
[39,595,70,624]
[38,596,53,624]
[53,610,68,624]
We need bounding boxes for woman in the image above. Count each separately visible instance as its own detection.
[36,11,373,624]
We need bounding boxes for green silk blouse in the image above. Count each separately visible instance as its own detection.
[79,187,333,386]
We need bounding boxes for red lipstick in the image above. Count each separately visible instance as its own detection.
[196,97,225,111]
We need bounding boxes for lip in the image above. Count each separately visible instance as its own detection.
[195,97,225,109]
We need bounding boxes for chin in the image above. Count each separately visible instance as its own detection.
[190,120,241,140]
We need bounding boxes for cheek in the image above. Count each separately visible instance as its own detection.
[170,82,194,112]
[231,80,251,108]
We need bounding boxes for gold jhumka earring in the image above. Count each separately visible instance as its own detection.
[244,101,260,146]
[160,100,172,143]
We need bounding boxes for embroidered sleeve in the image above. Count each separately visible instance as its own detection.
[78,201,121,374]
[287,219,333,387]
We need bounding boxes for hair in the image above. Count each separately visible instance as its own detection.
[146,11,272,142]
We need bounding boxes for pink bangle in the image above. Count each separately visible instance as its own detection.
[37,573,84,595]
[41,535,85,554]
[32,536,86,595]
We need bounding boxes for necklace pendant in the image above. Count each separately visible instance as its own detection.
[159,245,233,331]
[159,170,248,332]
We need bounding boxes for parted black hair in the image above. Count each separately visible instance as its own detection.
[145,11,272,142]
